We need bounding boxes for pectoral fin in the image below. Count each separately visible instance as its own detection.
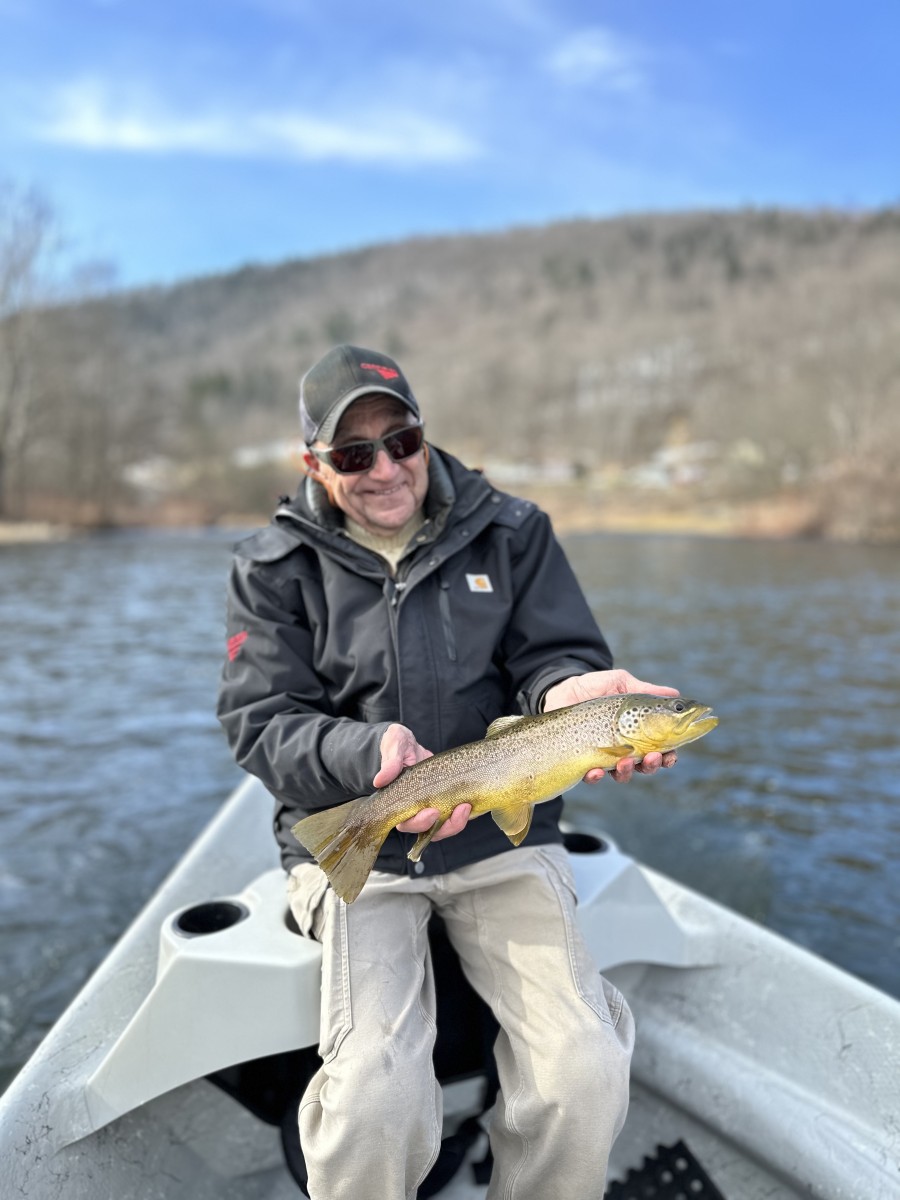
[596,744,636,763]
[491,803,534,846]
[407,817,445,863]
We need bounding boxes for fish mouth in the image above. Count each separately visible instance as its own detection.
[690,706,717,727]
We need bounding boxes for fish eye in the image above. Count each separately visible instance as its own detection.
[673,700,686,712]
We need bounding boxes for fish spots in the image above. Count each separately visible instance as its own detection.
[618,705,644,737]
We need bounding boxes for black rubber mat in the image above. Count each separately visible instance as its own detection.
[605,1138,726,1199]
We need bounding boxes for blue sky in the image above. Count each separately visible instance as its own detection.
[2,0,898,288]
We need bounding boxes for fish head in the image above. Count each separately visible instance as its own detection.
[615,694,718,757]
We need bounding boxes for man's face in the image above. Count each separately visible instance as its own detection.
[305,395,429,536]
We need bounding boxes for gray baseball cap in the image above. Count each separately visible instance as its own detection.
[299,345,421,445]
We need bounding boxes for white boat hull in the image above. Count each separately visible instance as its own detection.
[1,777,898,1199]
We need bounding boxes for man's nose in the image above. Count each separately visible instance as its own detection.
[368,447,399,477]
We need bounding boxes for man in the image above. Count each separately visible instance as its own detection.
[217,344,679,1200]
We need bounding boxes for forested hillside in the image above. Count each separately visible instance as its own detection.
[4,206,900,540]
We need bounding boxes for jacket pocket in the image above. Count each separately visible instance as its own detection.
[437,575,458,662]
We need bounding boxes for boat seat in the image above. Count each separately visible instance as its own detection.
[83,834,702,1136]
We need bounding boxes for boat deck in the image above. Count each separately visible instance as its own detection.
[2,778,898,1200]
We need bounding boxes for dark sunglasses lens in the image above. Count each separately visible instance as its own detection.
[330,442,375,473]
[327,426,423,473]
[385,426,424,460]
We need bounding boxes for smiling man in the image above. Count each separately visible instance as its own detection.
[217,343,680,1200]
[305,393,429,537]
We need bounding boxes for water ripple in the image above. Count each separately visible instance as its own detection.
[2,527,899,1090]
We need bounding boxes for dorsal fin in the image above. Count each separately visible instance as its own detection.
[485,715,526,738]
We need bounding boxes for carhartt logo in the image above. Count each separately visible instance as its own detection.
[227,631,248,661]
[466,574,493,593]
[360,362,400,381]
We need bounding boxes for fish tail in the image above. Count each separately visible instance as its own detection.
[291,796,392,904]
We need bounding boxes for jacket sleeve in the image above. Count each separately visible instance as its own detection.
[500,508,614,715]
[216,551,389,810]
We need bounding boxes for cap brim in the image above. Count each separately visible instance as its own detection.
[315,387,419,445]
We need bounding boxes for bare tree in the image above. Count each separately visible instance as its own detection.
[0,182,56,518]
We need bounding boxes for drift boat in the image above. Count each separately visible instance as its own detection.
[1,776,898,1199]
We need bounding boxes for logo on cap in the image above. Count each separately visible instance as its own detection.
[360,362,400,381]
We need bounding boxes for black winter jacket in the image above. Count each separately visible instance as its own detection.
[216,448,614,873]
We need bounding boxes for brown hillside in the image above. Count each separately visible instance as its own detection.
[9,207,900,540]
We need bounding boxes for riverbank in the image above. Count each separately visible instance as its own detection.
[0,522,73,544]
[1,488,895,545]
[515,487,827,540]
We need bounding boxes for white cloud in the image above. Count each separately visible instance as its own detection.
[256,111,479,164]
[33,79,481,165]
[544,27,647,91]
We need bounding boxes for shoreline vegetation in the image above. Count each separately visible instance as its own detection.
[1,485,887,546]
[3,207,899,545]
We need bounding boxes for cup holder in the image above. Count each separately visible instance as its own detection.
[562,831,608,855]
[173,900,250,937]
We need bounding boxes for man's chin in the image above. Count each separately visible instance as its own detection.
[359,503,416,535]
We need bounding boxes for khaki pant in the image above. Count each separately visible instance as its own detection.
[289,844,633,1200]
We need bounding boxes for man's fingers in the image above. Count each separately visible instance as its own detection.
[609,756,636,783]
[585,747,679,785]
[375,725,433,788]
[543,668,680,712]
[396,807,441,834]
[635,751,663,775]
[434,803,472,839]
[372,763,399,788]
[396,803,472,839]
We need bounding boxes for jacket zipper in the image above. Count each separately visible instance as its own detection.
[384,574,419,864]
[385,577,406,728]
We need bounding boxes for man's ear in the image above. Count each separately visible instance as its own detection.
[302,451,338,507]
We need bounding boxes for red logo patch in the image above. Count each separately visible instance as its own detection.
[360,362,399,381]
[227,631,248,662]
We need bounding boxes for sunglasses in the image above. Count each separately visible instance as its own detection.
[311,423,425,475]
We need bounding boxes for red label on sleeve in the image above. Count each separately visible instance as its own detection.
[227,631,248,661]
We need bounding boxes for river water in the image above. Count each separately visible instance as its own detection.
[1,528,898,1092]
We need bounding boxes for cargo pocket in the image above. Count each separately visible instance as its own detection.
[288,863,331,940]
[288,866,353,1062]
[318,896,353,1062]
[536,845,630,1030]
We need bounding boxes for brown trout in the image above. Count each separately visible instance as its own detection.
[292,693,717,903]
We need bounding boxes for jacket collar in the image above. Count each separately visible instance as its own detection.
[276,447,490,544]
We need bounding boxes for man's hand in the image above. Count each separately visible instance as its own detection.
[373,723,433,788]
[375,724,473,842]
[542,668,680,784]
